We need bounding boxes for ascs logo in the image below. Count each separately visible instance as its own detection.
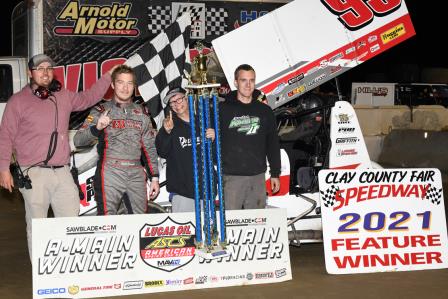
[139,217,196,272]
[37,288,66,295]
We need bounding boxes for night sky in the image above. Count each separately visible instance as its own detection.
[0,1,444,89]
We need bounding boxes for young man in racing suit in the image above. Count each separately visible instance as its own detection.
[74,65,159,215]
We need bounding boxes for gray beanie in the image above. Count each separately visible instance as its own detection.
[28,54,55,70]
[163,87,187,104]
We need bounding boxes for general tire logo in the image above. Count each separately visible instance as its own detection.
[139,217,195,272]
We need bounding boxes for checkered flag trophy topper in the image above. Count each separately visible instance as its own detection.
[425,185,443,205]
[126,13,191,128]
[320,185,339,207]
[185,42,228,259]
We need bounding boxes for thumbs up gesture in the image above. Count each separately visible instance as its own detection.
[96,109,111,130]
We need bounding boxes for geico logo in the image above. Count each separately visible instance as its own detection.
[146,236,190,249]
[37,288,66,295]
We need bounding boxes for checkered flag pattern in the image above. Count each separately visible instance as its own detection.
[126,14,191,128]
[206,7,228,37]
[320,185,339,207]
[177,5,204,21]
[425,185,443,205]
[148,5,171,35]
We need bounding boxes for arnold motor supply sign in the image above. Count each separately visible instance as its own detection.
[212,0,415,109]
[318,168,448,274]
[32,209,291,298]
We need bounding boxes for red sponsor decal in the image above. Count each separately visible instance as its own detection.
[321,0,402,31]
[266,175,290,197]
[141,247,195,259]
[111,119,142,130]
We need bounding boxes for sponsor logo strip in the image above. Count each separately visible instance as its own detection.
[259,15,415,95]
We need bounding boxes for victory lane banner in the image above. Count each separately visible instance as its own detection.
[32,209,291,298]
[319,168,448,274]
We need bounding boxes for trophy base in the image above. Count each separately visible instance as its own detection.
[195,244,230,260]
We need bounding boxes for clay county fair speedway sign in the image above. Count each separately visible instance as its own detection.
[32,209,291,298]
[319,168,448,274]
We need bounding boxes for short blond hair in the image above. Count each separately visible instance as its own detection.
[111,65,136,85]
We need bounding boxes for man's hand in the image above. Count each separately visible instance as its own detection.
[270,177,280,194]
[96,109,111,130]
[206,128,215,141]
[0,170,14,193]
[163,110,174,134]
[149,179,160,200]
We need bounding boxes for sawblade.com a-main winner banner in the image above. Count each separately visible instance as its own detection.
[33,209,291,298]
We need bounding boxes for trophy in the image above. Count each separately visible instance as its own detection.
[186,43,228,259]
[190,42,214,85]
